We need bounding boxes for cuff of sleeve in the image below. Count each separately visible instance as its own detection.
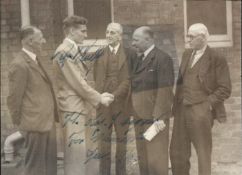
[208,95,216,107]
[93,94,102,108]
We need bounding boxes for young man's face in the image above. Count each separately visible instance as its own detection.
[71,24,87,44]
[106,24,122,47]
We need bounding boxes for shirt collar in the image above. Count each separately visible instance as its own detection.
[109,43,120,55]
[22,48,37,62]
[143,44,155,58]
[65,37,78,50]
[195,44,207,55]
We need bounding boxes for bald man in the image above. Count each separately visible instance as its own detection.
[130,26,174,175]
[93,22,133,175]
[170,23,231,175]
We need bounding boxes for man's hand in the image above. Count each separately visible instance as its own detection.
[154,120,166,131]
[100,92,114,107]
[217,117,227,123]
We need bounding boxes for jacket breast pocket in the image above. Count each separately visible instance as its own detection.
[145,69,157,84]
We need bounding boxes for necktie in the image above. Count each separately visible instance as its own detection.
[111,48,116,55]
[189,50,196,68]
[138,53,144,60]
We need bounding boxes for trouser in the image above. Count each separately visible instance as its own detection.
[97,104,130,175]
[134,116,170,175]
[23,124,57,175]
[60,110,99,175]
[170,101,213,175]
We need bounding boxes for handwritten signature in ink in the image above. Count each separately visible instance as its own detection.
[68,130,85,147]
[52,39,105,67]
[84,148,109,164]
[63,112,88,127]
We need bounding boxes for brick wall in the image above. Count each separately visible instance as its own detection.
[1,0,22,145]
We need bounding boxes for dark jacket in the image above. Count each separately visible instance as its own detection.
[7,51,58,132]
[129,47,174,120]
[93,45,132,114]
[173,46,232,120]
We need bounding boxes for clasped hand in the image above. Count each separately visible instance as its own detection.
[100,92,114,107]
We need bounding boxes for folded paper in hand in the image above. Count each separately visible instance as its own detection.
[143,120,166,141]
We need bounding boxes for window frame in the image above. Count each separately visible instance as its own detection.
[20,0,31,26]
[67,0,113,45]
[184,0,233,48]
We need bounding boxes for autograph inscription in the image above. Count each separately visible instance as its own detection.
[52,39,105,67]
[84,148,109,164]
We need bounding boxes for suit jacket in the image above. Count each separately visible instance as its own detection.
[173,46,232,120]
[130,47,174,120]
[7,51,58,132]
[53,38,101,114]
[93,45,131,113]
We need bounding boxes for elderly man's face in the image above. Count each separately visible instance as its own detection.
[70,24,87,44]
[106,24,122,46]
[28,29,46,52]
[187,33,206,50]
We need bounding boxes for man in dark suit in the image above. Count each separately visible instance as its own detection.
[170,23,232,175]
[130,26,174,175]
[93,22,132,175]
[7,26,59,175]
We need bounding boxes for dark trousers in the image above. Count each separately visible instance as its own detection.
[24,124,57,175]
[170,101,213,175]
[134,116,169,175]
[97,103,130,175]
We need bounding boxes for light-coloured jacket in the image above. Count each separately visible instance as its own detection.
[7,51,56,132]
[52,38,101,114]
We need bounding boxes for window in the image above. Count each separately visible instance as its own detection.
[184,0,233,47]
[67,0,113,39]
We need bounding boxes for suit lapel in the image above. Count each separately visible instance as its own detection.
[21,51,49,82]
[198,46,211,81]
[102,48,109,73]
[117,46,126,70]
[180,49,193,77]
[135,47,156,73]
[133,55,141,73]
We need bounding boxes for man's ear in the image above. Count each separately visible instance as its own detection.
[25,37,33,46]
[69,27,75,36]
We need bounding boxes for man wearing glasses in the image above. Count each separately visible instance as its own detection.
[170,23,232,175]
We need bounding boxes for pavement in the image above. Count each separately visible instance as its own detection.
[1,122,242,175]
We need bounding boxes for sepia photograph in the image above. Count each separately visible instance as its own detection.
[1,0,241,175]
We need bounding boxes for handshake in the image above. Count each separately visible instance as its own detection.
[100,92,114,107]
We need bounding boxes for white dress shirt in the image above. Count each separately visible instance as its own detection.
[191,45,207,68]
[143,44,155,61]
[109,43,120,55]
[22,48,37,63]
[65,37,78,50]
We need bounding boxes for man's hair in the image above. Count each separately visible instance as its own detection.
[188,23,209,39]
[107,23,123,34]
[141,26,154,39]
[63,15,88,35]
[20,25,38,40]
